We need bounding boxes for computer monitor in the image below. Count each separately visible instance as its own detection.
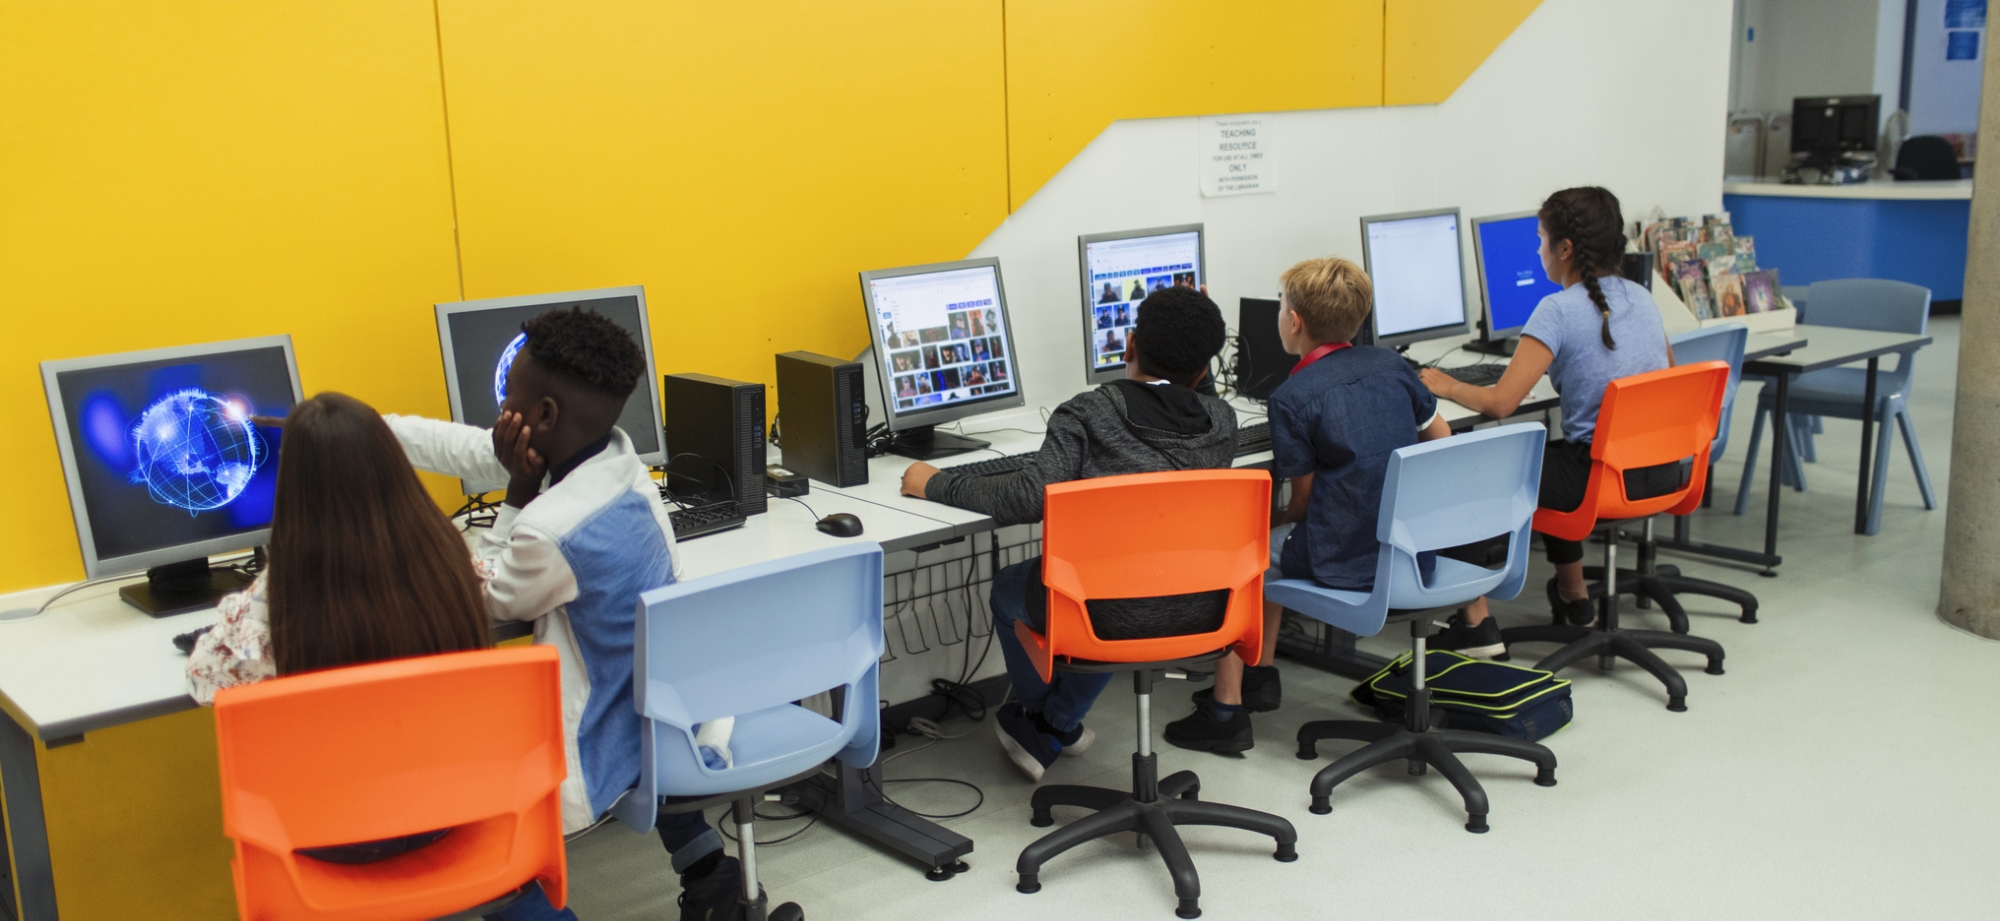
[1791,95,1880,156]
[1077,224,1204,385]
[1470,210,1563,346]
[435,286,664,493]
[1234,297,1290,400]
[859,257,1027,459]
[41,335,302,615]
[1359,208,1471,349]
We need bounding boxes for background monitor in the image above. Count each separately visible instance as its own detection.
[1471,210,1562,343]
[859,258,1026,456]
[435,286,664,494]
[42,335,302,593]
[1790,95,1880,155]
[1077,224,1204,385]
[1234,297,1290,400]
[1359,208,1471,349]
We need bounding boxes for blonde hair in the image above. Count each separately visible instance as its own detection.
[1279,257,1372,344]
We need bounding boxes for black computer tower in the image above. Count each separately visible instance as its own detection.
[1235,297,1291,400]
[774,351,869,487]
[1621,252,1654,291]
[662,373,768,516]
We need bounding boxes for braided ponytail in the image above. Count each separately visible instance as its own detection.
[1539,187,1628,351]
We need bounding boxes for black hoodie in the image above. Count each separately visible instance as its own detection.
[925,379,1237,639]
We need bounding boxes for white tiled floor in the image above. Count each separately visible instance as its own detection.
[564,316,2000,920]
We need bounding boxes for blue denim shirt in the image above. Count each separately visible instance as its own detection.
[1270,345,1438,590]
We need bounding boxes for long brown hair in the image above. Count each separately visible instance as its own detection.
[265,393,490,674]
[1539,186,1628,350]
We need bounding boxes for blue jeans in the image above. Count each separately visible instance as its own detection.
[486,809,719,920]
[991,556,1113,733]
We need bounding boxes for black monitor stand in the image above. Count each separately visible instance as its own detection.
[1465,318,1517,356]
[888,425,990,461]
[119,557,252,618]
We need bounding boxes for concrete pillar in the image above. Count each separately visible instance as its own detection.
[1938,39,2000,639]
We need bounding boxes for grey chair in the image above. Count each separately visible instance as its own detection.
[1732,279,1936,534]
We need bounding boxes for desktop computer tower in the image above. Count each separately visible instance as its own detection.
[775,351,869,487]
[662,373,768,516]
[1235,297,1291,400]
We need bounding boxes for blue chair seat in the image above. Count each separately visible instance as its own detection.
[1263,580,1372,632]
[683,704,846,796]
[1757,366,1907,416]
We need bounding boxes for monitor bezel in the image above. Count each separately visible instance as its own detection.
[1359,207,1472,349]
[1469,209,1542,343]
[858,257,1028,433]
[1075,223,1205,386]
[434,285,665,494]
[41,334,305,580]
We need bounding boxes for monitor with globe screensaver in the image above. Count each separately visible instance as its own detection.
[433,285,664,495]
[41,335,302,615]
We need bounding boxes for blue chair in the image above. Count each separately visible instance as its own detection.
[1600,325,1760,628]
[1273,423,1558,834]
[1732,279,1936,534]
[611,543,885,921]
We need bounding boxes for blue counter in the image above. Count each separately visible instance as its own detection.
[1721,180,1972,301]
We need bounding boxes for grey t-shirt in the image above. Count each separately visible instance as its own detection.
[1522,275,1669,442]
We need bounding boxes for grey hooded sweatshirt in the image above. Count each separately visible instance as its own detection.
[926,379,1238,639]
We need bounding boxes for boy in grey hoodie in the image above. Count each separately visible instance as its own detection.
[898,287,1234,781]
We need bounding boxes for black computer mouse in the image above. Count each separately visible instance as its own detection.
[816,512,864,537]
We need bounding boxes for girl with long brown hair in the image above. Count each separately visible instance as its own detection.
[188,391,490,702]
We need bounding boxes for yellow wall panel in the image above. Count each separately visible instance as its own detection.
[0,1,464,592]
[1003,0,1385,211]
[436,0,1011,394]
[1384,0,1544,105]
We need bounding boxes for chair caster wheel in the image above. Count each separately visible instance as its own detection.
[1274,843,1298,862]
[1493,651,1512,662]
[1535,770,1557,787]
[1465,814,1489,834]
[1667,696,1688,712]
[1308,796,1331,815]
[1179,787,1200,802]
[1740,611,1759,624]
[1029,809,1054,828]
[1705,661,1725,676]
[1177,898,1202,919]
[927,865,957,881]
[1015,874,1040,894]
[770,902,804,921]
[1407,759,1426,776]
[1295,745,1316,761]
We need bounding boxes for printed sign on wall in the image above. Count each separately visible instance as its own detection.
[1199,114,1277,197]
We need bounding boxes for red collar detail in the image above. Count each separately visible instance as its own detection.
[1291,341,1352,376]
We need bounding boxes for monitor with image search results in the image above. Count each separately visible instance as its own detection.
[1077,224,1204,385]
[859,257,1027,460]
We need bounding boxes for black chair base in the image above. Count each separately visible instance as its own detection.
[1501,623,1723,712]
[1295,617,1558,833]
[1614,522,1760,626]
[1016,669,1296,920]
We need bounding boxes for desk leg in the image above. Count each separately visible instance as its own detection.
[1761,373,1791,577]
[789,762,973,880]
[0,712,54,920]
[1856,357,1879,534]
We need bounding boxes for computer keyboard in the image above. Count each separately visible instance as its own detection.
[1234,421,1271,456]
[1438,364,1507,386]
[669,500,746,540]
[941,453,1035,476]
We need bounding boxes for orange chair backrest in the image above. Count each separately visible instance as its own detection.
[214,645,567,921]
[1021,469,1272,682]
[1534,360,1730,542]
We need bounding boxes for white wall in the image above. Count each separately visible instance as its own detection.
[970,0,1735,414]
[1731,0,1901,117]
[1908,0,1986,135]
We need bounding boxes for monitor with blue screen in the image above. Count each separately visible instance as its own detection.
[1358,208,1471,349]
[1471,210,1563,344]
[41,336,302,614]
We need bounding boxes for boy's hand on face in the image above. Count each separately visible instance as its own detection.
[900,462,940,499]
[493,410,547,508]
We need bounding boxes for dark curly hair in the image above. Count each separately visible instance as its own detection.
[1133,286,1228,386]
[520,306,646,398]
[1538,186,1628,350]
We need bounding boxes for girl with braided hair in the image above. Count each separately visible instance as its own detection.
[1420,187,1683,653]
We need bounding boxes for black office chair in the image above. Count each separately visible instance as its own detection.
[1893,135,1961,181]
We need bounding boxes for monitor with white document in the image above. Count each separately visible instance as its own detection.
[1471,210,1563,349]
[859,257,1026,459]
[1358,208,1471,349]
[1076,224,1204,385]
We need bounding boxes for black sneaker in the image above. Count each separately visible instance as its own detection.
[1162,699,1254,754]
[994,702,1061,782]
[1032,711,1095,758]
[1430,610,1506,659]
[678,854,756,921]
[1547,577,1596,626]
[1189,664,1282,712]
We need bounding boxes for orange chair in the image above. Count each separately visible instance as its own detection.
[214,646,567,921]
[1014,469,1296,920]
[1500,362,1731,711]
